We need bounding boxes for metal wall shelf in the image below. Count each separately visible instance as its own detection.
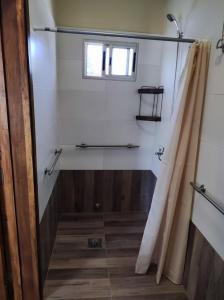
[138,87,164,94]
[136,86,164,122]
[136,116,161,122]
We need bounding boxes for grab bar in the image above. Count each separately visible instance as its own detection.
[76,143,140,149]
[45,149,62,176]
[190,182,224,215]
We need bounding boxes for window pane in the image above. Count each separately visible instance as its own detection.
[84,41,137,80]
[111,48,128,76]
[105,47,110,75]
[86,43,103,77]
[128,49,134,76]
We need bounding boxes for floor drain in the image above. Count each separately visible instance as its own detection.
[88,238,103,249]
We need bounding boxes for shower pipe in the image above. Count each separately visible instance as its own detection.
[45,149,62,176]
[190,182,224,215]
[171,41,180,116]
[33,27,197,44]
[76,144,139,149]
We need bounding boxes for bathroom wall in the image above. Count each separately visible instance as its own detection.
[57,34,163,170]
[52,0,166,34]
[160,0,224,266]
[28,0,59,221]
[151,40,180,176]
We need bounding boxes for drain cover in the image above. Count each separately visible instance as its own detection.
[88,238,102,249]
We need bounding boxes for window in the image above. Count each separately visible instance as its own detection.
[83,40,138,81]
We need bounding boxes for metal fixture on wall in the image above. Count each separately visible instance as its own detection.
[76,144,140,149]
[167,14,184,39]
[216,23,224,53]
[45,149,62,176]
[155,146,165,161]
[136,86,164,122]
[33,27,196,44]
[167,14,184,115]
[190,182,224,215]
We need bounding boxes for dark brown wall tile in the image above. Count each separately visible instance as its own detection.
[39,176,60,286]
[184,223,224,300]
[58,170,156,214]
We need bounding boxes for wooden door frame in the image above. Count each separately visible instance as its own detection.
[0,0,41,299]
[0,25,23,299]
[0,219,7,300]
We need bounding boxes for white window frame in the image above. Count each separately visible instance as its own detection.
[83,40,138,81]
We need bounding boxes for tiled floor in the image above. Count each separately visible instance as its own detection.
[44,212,188,299]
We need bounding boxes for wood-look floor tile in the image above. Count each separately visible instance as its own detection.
[46,298,111,300]
[58,221,104,229]
[53,249,106,259]
[52,245,106,256]
[110,276,187,298]
[104,220,146,227]
[106,248,139,258]
[44,213,187,300]
[104,212,147,222]
[57,228,105,236]
[44,278,111,299]
[109,267,138,278]
[47,268,108,280]
[109,264,157,278]
[60,213,103,223]
[47,298,111,300]
[105,233,143,249]
[107,257,137,268]
[55,234,105,249]
[112,294,188,300]
[110,274,157,288]
[111,286,186,298]
[105,226,145,235]
[49,257,108,269]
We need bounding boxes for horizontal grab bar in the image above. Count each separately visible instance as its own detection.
[190,182,224,215]
[45,149,62,176]
[76,143,140,149]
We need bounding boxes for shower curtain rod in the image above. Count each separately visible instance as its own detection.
[33,27,197,43]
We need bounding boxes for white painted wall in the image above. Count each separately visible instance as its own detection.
[57,34,164,170]
[160,0,224,259]
[52,0,166,34]
[28,0,59,221]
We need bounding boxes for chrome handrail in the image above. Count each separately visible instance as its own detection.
[190,182,224,215]
[76,144,140,149]
[45,149,62,176]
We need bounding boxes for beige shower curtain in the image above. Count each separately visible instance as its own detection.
[135,41,211,284]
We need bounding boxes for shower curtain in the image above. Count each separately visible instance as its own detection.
[135,41,211,284]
